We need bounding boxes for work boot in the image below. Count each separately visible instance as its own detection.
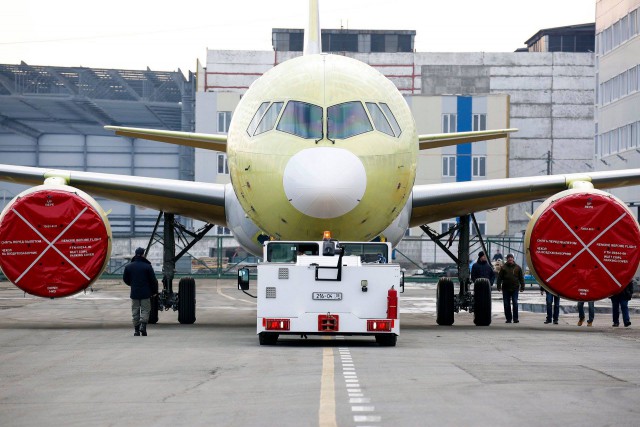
[140,322,147,336]
[134,324,140,336]
[577,318,584,326]
[587,321,593,327]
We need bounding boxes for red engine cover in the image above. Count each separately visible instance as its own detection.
[527,190,640,301]
[0,187,110,298]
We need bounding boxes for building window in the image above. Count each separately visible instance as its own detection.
[441,220,485,236]
[472,156,486,177]
[442,155,456,177]
[217,153,229,175]
[472,114,486,131]
[441,221,457,234]
[215,226,231,235]
[218,111,232,133]
[442,114,457,133]
[471,222,486,236]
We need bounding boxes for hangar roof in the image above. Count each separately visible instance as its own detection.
[0,63,194,139]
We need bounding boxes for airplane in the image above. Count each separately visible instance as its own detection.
[0,0,639,327]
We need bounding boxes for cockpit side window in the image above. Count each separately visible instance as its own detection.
[379,103,402,137]
[276,101,323,139]
[327,101,373,139]
[365,102,395,137]
[254,102,284,136]
[246,102,270,137]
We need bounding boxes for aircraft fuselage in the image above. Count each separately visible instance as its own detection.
[227,54,418,241]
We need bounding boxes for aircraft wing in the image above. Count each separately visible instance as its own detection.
[0,164,227,225]
[418,128,517,150]
[409,169,640,227]
[104,126,228,152]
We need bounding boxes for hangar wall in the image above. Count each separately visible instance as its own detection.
[0,64,195,235]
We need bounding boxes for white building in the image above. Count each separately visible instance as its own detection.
[595,0,640,214]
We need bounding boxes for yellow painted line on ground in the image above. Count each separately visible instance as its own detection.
[216,283,257,305]
[319,347,337,427]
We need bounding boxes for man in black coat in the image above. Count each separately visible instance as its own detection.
[471,252,495,285]
[123,247,158,336]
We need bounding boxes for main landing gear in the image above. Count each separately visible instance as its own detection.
[421,214,492,326]
[145,212,213,325]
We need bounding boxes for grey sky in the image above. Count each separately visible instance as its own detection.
[1,0,595,74]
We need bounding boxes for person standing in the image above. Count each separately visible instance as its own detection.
[577,301,595,326]
[542,289,560,324]
[492,251,504,262]
[496,253,525,323]
[610,281,633,327]
[471,251,495,285]
[123,247,158,336]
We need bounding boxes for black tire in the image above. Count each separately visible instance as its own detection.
[148,295,159,324]
[473,278,492,326]
[178,277,196,324]
[148,279,159,324]
[436,278,455,326]
[375,334,397,347]
[258,332,278,345]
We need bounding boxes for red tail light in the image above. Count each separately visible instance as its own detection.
[367,319,393,332]
[264,318,290,331]
[318,314,340,331]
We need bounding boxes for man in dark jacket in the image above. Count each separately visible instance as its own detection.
[471,252,495,285]
[496,253,525,324]
[123,247,158,336]
[610,281,633,327]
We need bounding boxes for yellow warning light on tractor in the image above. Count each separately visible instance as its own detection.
[323,230,332,240]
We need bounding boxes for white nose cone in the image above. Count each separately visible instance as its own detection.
[283,147,366,219]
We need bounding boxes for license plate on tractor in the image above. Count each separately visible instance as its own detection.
[312,292,342,300]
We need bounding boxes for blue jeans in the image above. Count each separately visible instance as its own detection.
[502,289,519,322]
[546,291,559,322]
[612,298,630,325]
[577,301,595,322]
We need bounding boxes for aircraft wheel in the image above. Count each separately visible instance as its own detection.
[148,280,160,324]
[375,334,397,347]
[259,332,278,345]
[178,277,196,324]
[473,278,492,326]
[436,278,455,326]
[148,295,159,324]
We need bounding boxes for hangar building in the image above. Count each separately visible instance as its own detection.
[0,64,195,239]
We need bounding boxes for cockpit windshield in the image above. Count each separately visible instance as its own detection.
[379,103,402,137]
[365,102,394,137]
[327,101,373,139]
[276,101,323,139]
[255,102,284,135]
[246,102,270,137]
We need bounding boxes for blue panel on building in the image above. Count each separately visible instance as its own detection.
[456,96,472,182]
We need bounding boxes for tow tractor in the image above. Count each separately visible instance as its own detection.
[237,233,403,346]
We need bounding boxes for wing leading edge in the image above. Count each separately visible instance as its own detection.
[104,126,227,152]
[0,164,227,226]
[409,169,640,227]
[418,128,517,150]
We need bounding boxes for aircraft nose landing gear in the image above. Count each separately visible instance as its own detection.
[145,211,211,325]
[423,214,492,327]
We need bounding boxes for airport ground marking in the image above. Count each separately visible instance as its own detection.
[216,283,257,305]
[339,347,382,425]
[319,347,337,427]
